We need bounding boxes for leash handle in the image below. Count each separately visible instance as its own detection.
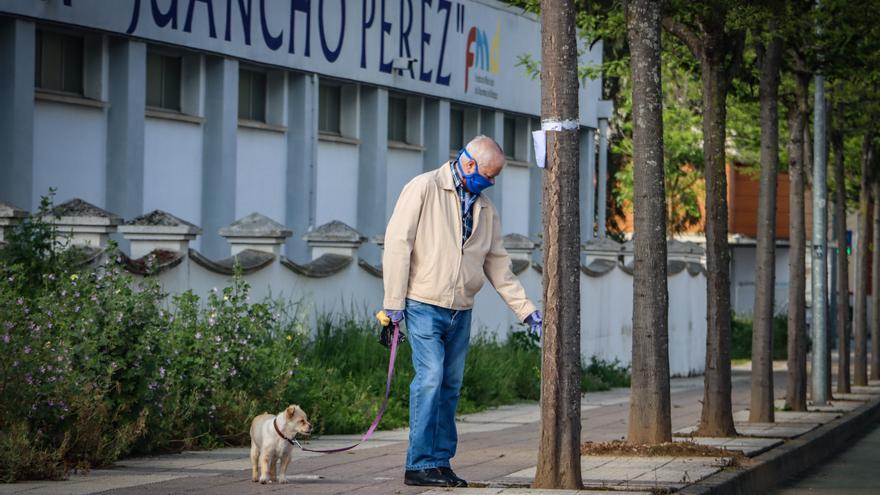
[296,322,401,454]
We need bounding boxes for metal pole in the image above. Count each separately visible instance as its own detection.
[597,118,608,238]
[811,73,828,405]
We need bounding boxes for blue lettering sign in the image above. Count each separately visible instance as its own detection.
[319,0,345,62]
[126,0,142,34]
[360,0,375,69]
[225,0,252,45]
[379,0,393,74]
[288,0,311,56]
[419,0,431,82]
[153,0,179,30]
[436,0,451,86]
[379,0,392,73]
[398,0,414,77]
[260,0,283,50]
[184,0,218,38]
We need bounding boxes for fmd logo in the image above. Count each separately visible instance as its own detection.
[464,21,500,99]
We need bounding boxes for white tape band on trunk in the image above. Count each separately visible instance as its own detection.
[540,119,580,131]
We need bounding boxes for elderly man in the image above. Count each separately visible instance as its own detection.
[382,135,543,487]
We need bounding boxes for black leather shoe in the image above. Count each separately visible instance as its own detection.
[404,468,454,487]
[438,467,468,487]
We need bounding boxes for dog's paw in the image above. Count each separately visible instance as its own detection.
[278,477,288,484]
[259,477,268,484]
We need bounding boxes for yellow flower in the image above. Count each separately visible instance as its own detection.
[286,335,292,341]
[70,274,79,281]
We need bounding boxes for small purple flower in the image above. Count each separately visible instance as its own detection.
[148,382,159,390]
[2,334,9,344]
[24,345,31,354]
[159,367,166,378]
[25,373,33,385]
[16,297,23,305]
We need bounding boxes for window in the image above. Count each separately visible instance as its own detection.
[318,83,341,134]
[503,116,516,158]
[146,51,182,111]
[35,29,84,95]
[388,94,407,142]
[449,107,464,151]
[238,68,267,122]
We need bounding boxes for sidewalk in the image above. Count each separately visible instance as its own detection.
[2,372,878,495]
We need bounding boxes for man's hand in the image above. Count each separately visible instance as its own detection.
[376,309,405,326]
[524,310,542,337]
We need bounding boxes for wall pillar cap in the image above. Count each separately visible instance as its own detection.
[40,198,122,248]
[220,212,292,255]
[667,238,705,262]
[0,201,28,243]
[303,220,366,259]
[503,233,537,261]
[119,210,203,258]
[583,237,623,259]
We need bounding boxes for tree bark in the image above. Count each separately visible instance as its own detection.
[696,23,737,439]
[625,0,672,445]
[872,179,880,380]
[534,0,582,489]
[749,30,783,424]
[853,125,874,387]
[831,103,851,394]
[785,74,809,412]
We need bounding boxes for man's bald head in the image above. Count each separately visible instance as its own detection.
[461,135,506,178]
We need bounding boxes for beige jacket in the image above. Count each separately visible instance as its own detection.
[382,163,537,322]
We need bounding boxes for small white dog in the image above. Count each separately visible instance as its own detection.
[249,404,312,484]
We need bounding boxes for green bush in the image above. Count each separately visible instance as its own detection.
[731,314,788,360]
[0,193,632,481]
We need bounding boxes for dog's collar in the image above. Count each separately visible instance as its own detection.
[273,417,298,446]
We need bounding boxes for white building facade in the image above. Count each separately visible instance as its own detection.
[0,1,709,374]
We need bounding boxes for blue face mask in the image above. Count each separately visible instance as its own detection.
[455,148,494,194]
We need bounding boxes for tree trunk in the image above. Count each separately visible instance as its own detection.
[853,125,874,387]
[625,0,672,445]
[749,31,783,424]
[534,0,582,489]
[832,104,851,394]
[696,27,737,438]
[785,74,809,412]
[872,179,880,380]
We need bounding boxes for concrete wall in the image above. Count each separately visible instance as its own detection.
[143,118,203,226]
[730,244,792,316]
[33,100,107,209]
[315,140,361,227]
[235,128,287,222]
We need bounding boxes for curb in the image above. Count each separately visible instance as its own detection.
[678,396,880,495]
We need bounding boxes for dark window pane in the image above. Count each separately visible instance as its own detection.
[449,107,464,151]
[62,37,83,94]
[250,71,266,122]
[503,116,516,158]
[162,55,181,111]
[146,52,164,108]
[319,84,341,134]
[35,29,83,95]
[238,70,251,120]
[388,95,407,142]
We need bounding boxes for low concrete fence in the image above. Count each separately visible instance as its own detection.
[0,198,708,376]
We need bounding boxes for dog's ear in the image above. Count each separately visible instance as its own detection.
[286,405,296,418]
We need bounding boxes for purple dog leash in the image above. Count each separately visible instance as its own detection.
[280,323,402,454]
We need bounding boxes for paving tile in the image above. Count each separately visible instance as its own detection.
[673,436,783,456]
[419,489,645,495]
[732,410,840,424]
[731,422,819,438]
[850,385,880,395]
[773,399,862,413]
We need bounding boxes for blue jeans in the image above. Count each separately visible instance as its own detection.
[404,298,472,470]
